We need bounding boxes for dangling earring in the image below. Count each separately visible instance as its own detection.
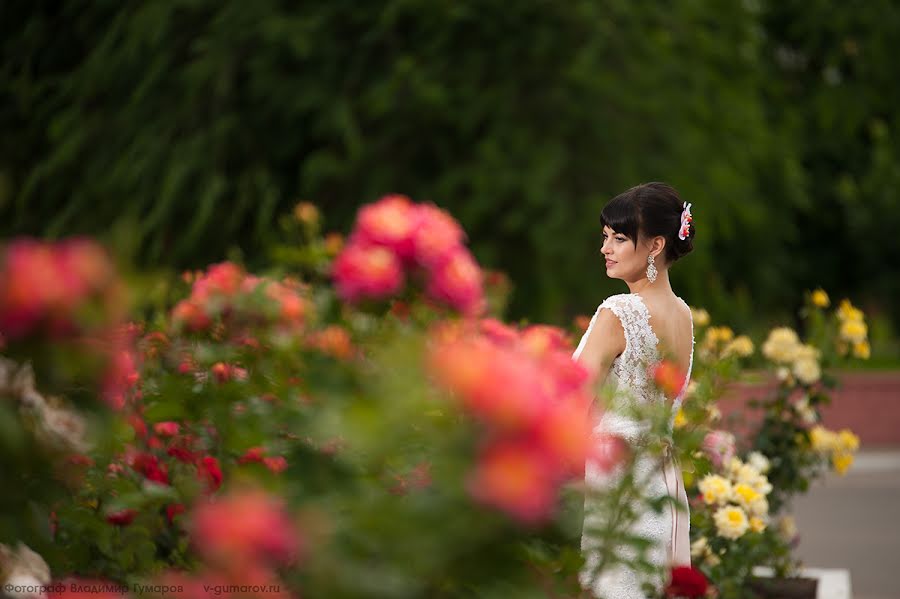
[646,254,658,283]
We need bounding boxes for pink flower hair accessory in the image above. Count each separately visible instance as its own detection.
[678,202,693,241]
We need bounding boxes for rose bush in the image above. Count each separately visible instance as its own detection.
[2,197,679,599]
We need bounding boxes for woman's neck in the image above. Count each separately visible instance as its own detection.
[625,268,672,296]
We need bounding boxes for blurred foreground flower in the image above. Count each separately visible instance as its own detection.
[0,237,123,340]
[651,360,686,399]
[333,195,485,315]
[426,319,593,522]
[172,262,311,334]
[665,565,709,597]
[190,487,303,568]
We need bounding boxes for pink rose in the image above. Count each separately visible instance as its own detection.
[331,242,405,303]
[702,429,736,469]
[424,248,485,316]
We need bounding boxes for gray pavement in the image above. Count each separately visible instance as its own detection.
[792,450,900,599]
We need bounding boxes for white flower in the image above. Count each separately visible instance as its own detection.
[690,536,709,558]
[793,357,821,385]
[794,395,817,425]
[747,451,771,474]
[778,515,798,541]
[775,367,792,383]
[762,327,801,363]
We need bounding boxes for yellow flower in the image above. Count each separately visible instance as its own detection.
[732,483,762,511]
[837,299,864,322]
[792,357,821,385]
[690,306,711,327]
[725,456,743,477]
[709,326,735,343]
[811,289,830,308]
[840,319,868,344]
[749,516,767,533]
[852,340,871,359]
[705,553,721,567]
[735,464,773,495]
[723,335,754,358]
[832,451,854,475]
[698,474,733,506]
[673,408,687,429]
[714,505,750,540]
[837,429,860,452]
[809,425,837,453]
[762,327,801,363]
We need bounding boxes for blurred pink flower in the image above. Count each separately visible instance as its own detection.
[520,325,572,358]
[154,421,180,437]
[468,441,556,524]
[411,202,466,267]
[702,429,736,469]
[0,238,119,339]
[353,194,418,261]
[589,432,630,474]
[425,248,485,316]
[190,488,302,568]
[331,242,405,303]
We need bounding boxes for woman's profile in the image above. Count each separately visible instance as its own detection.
[572,182,696,598]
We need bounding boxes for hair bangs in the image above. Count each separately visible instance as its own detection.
[600,192,640,241]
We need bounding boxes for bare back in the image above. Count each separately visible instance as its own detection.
[637,293,694,376]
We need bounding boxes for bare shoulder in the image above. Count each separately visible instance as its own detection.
[575,306,626,377]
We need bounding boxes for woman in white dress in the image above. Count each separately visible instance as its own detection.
[572,182,696,598]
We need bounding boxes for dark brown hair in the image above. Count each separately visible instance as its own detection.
[600,182,695,263]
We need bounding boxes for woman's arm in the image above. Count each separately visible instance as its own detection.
[574,308,626,392]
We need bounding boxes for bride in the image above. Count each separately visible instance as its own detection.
[572,182,696,598]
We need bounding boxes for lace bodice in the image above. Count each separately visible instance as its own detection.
[572,293,694,438]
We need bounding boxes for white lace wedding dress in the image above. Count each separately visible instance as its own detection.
[572,293,694,599]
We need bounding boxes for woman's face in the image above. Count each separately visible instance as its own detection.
[600,225,650,281]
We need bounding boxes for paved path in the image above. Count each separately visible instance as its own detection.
[792,450,900,599]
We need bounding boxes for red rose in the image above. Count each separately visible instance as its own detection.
[166,503,186,524]
[106,508,138,526]
[198,456,223,492]
[130,452,169,485]
[666,566,709,598]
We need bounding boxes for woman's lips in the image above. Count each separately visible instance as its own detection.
[605,260,616,267]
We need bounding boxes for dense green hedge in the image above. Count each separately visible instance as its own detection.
[1,0,898,335]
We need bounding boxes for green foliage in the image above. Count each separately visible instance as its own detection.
[7,0,895,333]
